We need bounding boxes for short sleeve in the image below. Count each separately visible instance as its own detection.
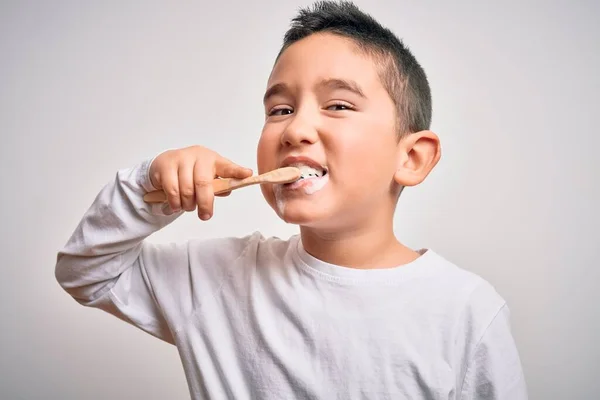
[459,304,528,399]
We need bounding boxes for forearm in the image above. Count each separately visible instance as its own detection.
[54,156,181,304]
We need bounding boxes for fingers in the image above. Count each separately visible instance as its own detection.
[149,146,251,220]
[193,159,215,220]
[160,162,183,212]
[215,156,253,179]
[178,163,197,212]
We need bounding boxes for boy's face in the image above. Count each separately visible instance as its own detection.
[257,32,401,229]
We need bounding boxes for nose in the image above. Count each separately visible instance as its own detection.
[280,111,319,148]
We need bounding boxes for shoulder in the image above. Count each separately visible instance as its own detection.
[418,250,507,335]
[425,250,516,371]
[421,250,505,304]
[419,251,519,380]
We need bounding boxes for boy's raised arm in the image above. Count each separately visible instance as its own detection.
[54,155,185,343]
[54,146,253,343]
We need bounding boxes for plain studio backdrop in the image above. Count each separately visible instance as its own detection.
[1,0,598,399]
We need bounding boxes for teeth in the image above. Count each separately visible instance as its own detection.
[298,165,321,179]
[292,163,325,179]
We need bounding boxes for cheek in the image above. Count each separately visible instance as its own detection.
[329,123,397,188]
[256,128,280,208]
[256,129,279,174]
[260,183,276,207]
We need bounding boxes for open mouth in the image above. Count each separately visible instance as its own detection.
[276,156,330,194]
[279,162,329,192]
[294,164,328,181]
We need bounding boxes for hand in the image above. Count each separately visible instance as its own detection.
[148,145,253,220]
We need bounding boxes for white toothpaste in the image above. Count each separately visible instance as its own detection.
[274,184,286,215]
[273,165,329,215]
[302,173,329,194]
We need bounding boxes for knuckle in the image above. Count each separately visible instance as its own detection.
[165,188,180,204]
[150,171,161,187]
[194,179,213,188]
[180,186,195,198]
[165,187,179,197]
[189,145,210,157]
[222,165,235,175]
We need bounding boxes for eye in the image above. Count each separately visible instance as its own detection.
[268,107,293,116]
[326,102,354,111]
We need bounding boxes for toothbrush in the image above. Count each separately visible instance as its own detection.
[143,166,301,203]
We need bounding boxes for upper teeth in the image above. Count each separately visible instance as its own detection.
[292,164,325,179]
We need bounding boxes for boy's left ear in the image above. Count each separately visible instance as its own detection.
[394,130,441,186]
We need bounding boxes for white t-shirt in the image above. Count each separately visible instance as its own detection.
[55,157,528,399]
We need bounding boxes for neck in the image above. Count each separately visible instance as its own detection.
[299,215,419,269]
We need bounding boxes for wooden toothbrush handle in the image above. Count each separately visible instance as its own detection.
[142,167,300,204]
[143,176,259,203]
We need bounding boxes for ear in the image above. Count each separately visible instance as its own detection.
[393,130,441,187]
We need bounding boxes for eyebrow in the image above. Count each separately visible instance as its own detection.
[263,83,289,105]
[263,78,366,105]
[318,78,366,99]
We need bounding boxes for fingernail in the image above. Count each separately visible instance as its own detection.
[200,213,211,220]
[161,203,173,215]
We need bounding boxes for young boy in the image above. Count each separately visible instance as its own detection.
[55,1,527,399]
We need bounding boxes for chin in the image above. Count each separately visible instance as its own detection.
[275,203,319,224]
[269,198,330,227]
[263,179,327,219]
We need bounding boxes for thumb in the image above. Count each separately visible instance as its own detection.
[215,156,253,179]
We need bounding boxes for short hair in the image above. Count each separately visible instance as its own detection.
[276,0,431,136]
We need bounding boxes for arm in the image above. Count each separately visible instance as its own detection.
[54,155,185,344]
[459,304,528,399]
[55,146,253,344]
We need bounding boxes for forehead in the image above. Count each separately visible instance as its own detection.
[267,32,382,89]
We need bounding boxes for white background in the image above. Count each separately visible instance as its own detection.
[1,0,598,398]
